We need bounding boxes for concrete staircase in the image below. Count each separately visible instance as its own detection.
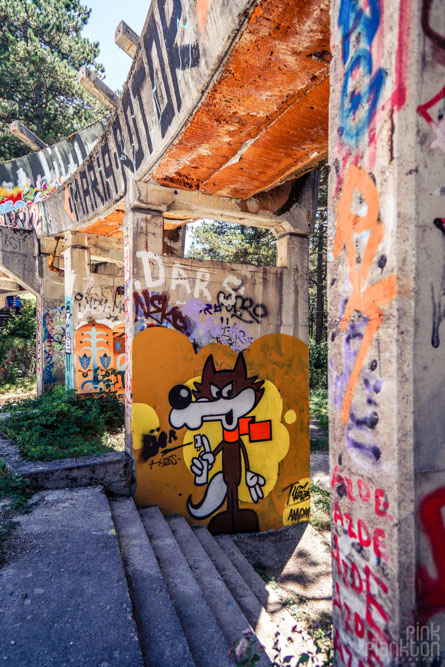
[0,487,313,666]
[111,498,304,666]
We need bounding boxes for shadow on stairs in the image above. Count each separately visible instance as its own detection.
[112,497,320,666]
[0,486,319,666]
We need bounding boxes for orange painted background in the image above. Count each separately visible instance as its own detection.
[75,321,125,395]
[131,327,309,532]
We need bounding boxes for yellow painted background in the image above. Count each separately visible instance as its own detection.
[132,327,309,531]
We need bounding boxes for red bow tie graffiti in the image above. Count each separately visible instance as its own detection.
[223,416,272,443]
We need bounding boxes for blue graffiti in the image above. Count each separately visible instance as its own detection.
[337,0,386,146]
[100,353,111,369]
[338,0,381,65]
[339,49,386,146]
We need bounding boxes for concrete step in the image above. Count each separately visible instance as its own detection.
[217,533,300,617]
[195,525,288,662]
[139,507,233,666]
[0,486,143,666]
[167,516,270,665]
[216,534,317,662]
[110,498,194,667]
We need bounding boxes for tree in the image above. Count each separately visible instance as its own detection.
[187,221,276,267]
[0,0,107,161]
[309,165,328,344]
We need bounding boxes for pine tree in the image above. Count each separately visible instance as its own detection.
[187,221,276,267]
[0,0,107,161]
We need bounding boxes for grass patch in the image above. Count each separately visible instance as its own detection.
[0,385,124,462]
[0,378,36,397]
[311,481,331,532]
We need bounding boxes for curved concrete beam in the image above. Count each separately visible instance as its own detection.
[42,0,259,236]
[0,118,108,231]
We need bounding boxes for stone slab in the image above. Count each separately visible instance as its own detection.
[110,498,194,667]
[0,486,143,666]
[0,432,133,496]
[140,506,233,666]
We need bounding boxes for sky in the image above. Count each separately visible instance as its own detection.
[82,1,151,92]
[81,0,202,250]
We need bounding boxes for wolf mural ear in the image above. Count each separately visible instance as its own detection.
[202,354,217,380]
[234,352,248,380]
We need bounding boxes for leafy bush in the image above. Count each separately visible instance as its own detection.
[0,336,36,386]
[2,300,36,339]
[0,301,37,387]
[309,389,328,434]
[309,339,327,389]
[0,385,124,461]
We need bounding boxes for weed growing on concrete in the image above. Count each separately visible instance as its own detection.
[310,481,330,532]
[0,385,124,461]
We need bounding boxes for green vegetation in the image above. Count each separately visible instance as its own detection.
[309,339,327,390]
[0,0,107,161]
[187,221,276,267]
[0,379,36,397]
[310,481,330,532]
[309,389,328,433]
[0,300,37,389]
[0,385,124,461]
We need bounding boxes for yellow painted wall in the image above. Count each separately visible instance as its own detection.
[132,327,309,533]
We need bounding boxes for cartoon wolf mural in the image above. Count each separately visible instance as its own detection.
[168,353,272,534]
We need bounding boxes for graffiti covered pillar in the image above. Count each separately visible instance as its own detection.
[37,240,65,393]
[127,181,314,535]
[329,0,444,663]
[123,182,165,453]
[63,232,125,395]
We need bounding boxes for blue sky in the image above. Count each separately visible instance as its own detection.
[82,1,151,92]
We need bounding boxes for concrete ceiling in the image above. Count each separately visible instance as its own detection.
[37,0,331,238]
[151,0,330,200]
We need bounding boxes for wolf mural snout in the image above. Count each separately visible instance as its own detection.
[168,384,192,410]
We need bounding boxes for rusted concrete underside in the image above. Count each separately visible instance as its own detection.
[151,0,330,200]
[77,0,330,238]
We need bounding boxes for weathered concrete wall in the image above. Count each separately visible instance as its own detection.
[328,0,444,664]
[125,187,310,535]
[64,234,124,395]
[414,0,445,649]
[0,227,38,294]
[0,118,107,232]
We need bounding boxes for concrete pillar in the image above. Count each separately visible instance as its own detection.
[63,232,125,395]
[124,182,164,452]
[276,232,310,343]
[328,1,444,663]
[37,248,65,393]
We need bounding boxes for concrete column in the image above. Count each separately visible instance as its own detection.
[276,232,310,343]
[275,168,319,343]
[37,252,65,393]
[328,1,444,664]
[63,232,125,395]
[124,179,164,452]
[63,233,90,392]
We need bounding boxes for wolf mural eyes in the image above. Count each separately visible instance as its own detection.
[169,353,272,535]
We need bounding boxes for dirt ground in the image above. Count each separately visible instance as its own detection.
[232,517,332,630]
